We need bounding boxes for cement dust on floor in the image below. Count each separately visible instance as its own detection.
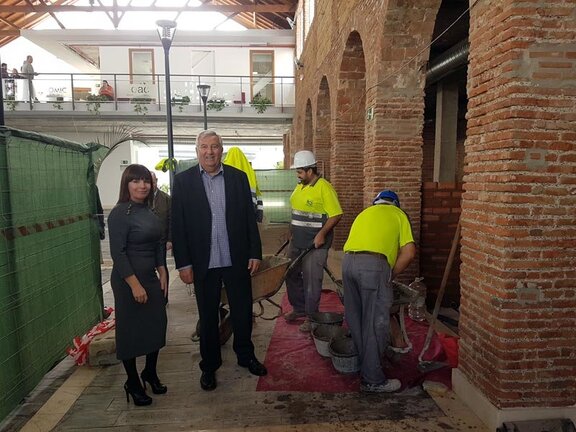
[43,271,488,432]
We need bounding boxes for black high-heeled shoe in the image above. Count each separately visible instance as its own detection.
[140,370,168,394]
[124,382,152,406]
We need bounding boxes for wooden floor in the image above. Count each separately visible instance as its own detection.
[4,224,489,432]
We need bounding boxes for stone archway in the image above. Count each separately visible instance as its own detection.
[314,77,331,180]
[332,31,366,249]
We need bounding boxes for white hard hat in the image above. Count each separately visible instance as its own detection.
[291,150,317,169]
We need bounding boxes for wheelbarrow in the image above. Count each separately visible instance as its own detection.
[191,241,313,345]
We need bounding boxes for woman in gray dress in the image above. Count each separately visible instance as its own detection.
[108,164,168,406]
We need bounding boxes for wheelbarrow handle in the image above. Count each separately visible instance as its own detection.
[284,245,315,275]
[274,239,290,256]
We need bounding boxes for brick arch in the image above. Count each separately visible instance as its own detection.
[367,0,443,283]
[332,30,366,250]
[314,76,331,180]
[303,99,313,151]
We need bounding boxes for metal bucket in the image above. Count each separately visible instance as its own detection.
[311,324,349,358]
[308,312,344,331]
[329,336,360,374]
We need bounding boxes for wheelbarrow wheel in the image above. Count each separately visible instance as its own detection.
[219,314,233,345]
[192,306,233,346]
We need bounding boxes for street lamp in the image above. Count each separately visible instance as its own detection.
[156,19,177,189]
[197,84,211,130]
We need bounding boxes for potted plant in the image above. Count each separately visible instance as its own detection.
[171,95,190,113]
[132,97,152,115]
[5,95,19,111]
[207,97,228,112]
[250,93,272,114]
[86,94,108,114]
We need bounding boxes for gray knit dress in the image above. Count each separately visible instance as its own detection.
[108,201,167,360]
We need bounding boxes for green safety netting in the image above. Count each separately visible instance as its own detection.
[176,159,296,223]
[0,127,106,422]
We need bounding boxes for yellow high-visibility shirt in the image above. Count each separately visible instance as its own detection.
[290,177,342,248]
[343,204,414,268]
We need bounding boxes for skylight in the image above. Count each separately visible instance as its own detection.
[32,0,246,31]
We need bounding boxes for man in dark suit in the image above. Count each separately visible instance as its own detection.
[171,130,267,391]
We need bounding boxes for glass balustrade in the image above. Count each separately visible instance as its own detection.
[2,73,295,115]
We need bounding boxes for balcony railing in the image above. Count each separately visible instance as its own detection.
[2,72,295,115]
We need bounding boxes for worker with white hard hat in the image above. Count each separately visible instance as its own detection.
[284,150,343,332]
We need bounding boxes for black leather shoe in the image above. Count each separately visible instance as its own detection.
[200,371,217,391]
[238,358,268,376]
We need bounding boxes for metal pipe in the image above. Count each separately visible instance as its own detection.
[162,45,174,190]
[426,39,469,86]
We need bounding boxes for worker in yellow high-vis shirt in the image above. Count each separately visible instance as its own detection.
[285,150,342,332]
[223,147,263,222]
[343,190,416,394]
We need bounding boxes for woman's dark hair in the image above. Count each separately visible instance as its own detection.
[118,164,153,206]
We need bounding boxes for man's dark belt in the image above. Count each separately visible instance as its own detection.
[345,250,387,260]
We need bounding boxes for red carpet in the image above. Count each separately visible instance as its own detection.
[257,290,453,392]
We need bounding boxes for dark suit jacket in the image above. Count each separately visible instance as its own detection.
[171,164,262,281]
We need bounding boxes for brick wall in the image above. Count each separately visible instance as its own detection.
[304,100,313,150]
[293,0,443,271]
[460,0,576,409]
[420,182,462,306]
[314,77,331,180]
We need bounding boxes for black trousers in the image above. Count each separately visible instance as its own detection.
[194,266,255,372]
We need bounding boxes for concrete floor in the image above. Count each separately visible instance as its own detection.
[2,224,489,432]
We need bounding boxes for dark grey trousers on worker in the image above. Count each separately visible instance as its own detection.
[342,253,393,385]
[286,245,328,315]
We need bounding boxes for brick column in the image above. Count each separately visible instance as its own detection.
[332,31,366,249]
[304,99,313,151]
[314,77,331,180]
[456,0,576,423]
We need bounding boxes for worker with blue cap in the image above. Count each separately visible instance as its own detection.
[342,190,416,393]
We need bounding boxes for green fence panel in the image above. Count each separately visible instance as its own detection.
[176,159,297,224]
[0,127,104,422]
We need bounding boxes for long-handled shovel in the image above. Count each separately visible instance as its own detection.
[417,217,462,373]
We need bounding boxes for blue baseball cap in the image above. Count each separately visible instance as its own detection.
[373,190,400,207]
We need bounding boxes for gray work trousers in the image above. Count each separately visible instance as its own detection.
[342,253,393,385]
[285,245,328,315]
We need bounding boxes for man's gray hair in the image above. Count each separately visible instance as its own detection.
[196,130,223,147]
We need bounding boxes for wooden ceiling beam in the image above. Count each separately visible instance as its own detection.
[0,4,296,13]
[0,29,21,36]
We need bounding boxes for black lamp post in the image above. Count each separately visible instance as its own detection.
[156,19,177,189]
[197,84,211,130]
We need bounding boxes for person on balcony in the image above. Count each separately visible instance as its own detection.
[99,80,115,101]
[20,55,38,101]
